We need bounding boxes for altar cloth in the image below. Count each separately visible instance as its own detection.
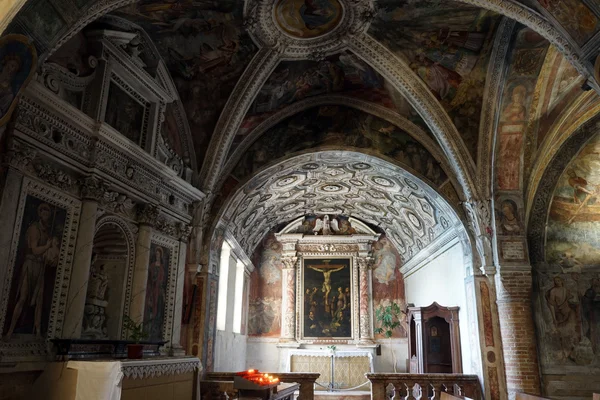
[67,360,124,400]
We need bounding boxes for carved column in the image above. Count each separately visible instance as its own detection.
[129,204,159,325]
[169,223,191,356]
[280,256,298,342]
[357,256,374,344]
[63,177,105,338]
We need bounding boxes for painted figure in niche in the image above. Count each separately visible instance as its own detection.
[4,200,65,340]
[0,35,37,126]
[502,85,527,122]
[582,278,600,354]
[546,276,581,360]
[498,199,521,235]
[144,244,169,340]
[308,263,345,306]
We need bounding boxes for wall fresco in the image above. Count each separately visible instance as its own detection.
[369,0,500,161]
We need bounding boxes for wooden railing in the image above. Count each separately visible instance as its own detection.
[205,372,320,399]
[366,373,483,400]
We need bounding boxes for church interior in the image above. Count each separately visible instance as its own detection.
[1,0,600,399]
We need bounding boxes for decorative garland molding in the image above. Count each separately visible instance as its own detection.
[121,357,202,379]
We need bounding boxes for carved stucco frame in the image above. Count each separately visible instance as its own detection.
[0,177,81,361]
[148,232,181,345]
[93,215,136,339]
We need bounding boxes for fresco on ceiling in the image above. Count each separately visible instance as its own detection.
[369,0,500,161]
[20,0,66,44]
[546,134,600,267]
[232,51,398,150]
[496,27,548,190]
[248,232,283,337]
[274,0,343,39]
[0,35,37,127]
[534,271,600,367]
[232,105,447,186]
[115,0,258,164]
[372,234,407,339]
[162,102,185,160]
[536,0,599,46]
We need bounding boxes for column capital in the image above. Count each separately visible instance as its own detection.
[357,256,374,270]
[136,203,160,226]
[79,176,108,201]
[281,256,298,270]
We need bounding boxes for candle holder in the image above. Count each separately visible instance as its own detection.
[234,369,281,399]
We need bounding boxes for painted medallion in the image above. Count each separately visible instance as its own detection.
[275,0,343,39]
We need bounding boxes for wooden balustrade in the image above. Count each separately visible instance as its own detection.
[365,373,482,400]
[205,372,320,399]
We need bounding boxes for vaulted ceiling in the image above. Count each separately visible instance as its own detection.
[4,0,600,262]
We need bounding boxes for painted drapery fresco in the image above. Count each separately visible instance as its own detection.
[143,243,170,340]
[0,34,37,127]
[232,105,447,186]
[115,0,258,164]
[371,234,407,338]
[546,134,600,266]
[248,233,283,337]
[2,196,66,340]
[369,0,500,161]
[496,26,548,190]
[274,0,343,38]
[303,258,352,338]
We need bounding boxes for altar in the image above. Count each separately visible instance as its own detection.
[29,356,202,400]
[286,349,373,391]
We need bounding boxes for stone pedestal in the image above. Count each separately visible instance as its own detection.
[280,257,297,342]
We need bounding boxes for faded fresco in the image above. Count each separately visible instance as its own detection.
[105,83,145,144]
[546,134,600,266]
[536,0,599,46]
[143,243,170,341]
[0,35,37,127]
[115,0,258,164]
[534,271,600,367]
[371,234,407,338]
[2,196,66,340]
[248,233,283,337]
[162,102,186,160]
[274,0,343,38]
[232,51,400,150]
[369,0,500,160]
[232,105,447,186]
[496,27,548,190]
[303,258,352,338]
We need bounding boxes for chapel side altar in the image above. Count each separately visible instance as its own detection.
[30,356,202,400]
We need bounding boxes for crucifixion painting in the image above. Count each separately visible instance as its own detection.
[303,258,352,338]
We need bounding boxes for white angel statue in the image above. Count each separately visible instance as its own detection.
[313,215,340,235]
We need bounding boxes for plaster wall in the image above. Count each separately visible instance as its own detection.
[404,241,473,374]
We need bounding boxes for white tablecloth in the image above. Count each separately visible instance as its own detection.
[67,361,124,400]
